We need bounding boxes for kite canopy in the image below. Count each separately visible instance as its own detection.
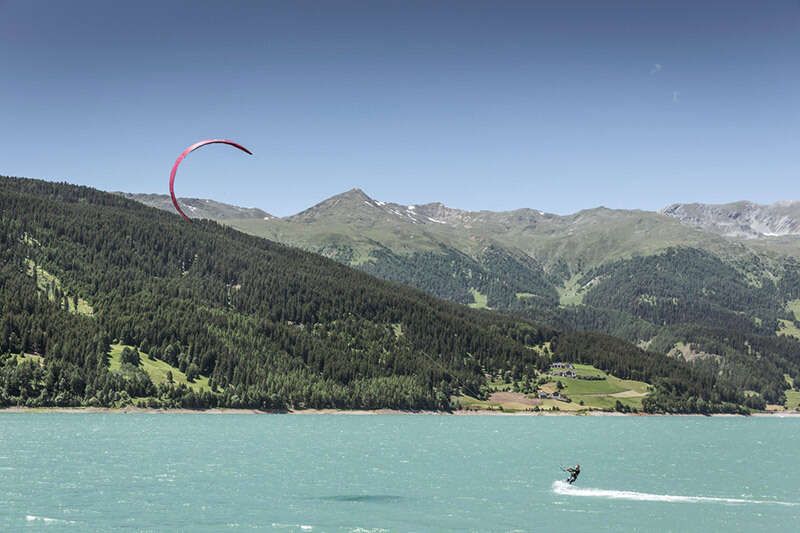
[169,139,253,222]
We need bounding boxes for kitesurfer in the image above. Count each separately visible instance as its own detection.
[564,464,580,484]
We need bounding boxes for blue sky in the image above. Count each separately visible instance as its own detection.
[1,1,797,216]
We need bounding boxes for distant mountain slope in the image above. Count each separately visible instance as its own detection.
[116,192,274,221]
[268,188,746,269]
[662,201,800,239]
[138,190,759,284]
[124,189,795,303]
[132,189,792,269]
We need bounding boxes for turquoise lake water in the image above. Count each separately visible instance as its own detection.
[1,414,798,532]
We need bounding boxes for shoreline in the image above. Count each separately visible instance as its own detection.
[1,406,799,417]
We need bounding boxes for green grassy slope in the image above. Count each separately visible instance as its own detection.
[786,390,800,410]
[25,259,93,316]
[458,364,650,413]
[468,289,488,309]
[108,344,211,393]
[545,364,649,410]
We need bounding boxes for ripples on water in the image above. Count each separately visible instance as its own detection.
[1,414,799,531]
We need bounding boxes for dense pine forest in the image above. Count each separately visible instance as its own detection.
[566,249,800,404]
[0,176,791,412]
[358,245,800,406]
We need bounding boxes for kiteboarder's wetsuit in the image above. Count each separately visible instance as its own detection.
[565,465,580,484]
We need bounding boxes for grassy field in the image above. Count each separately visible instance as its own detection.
[788,299,800,320]
[108,344,211,393]
[468,288,488,309]
[777,319,800,340]
[456,395,527,412]
[777,300,800,339]
[529,342,552,356]
[456,393,588,413]
[456,394,587,413]
[786,390,800,411]
[556,274,587,306]
[545,364,649,410]
[569,363,606,377]
[457,363,650,413]
[14,353,44,365]
[25,259,93,316]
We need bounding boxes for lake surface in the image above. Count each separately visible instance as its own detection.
[1,413,798,532]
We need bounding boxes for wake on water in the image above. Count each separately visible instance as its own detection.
[552,480,798,507]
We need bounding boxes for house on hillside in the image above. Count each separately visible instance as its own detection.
[553,370,577,378]
[537,391,572,403]
[550,362,576,378]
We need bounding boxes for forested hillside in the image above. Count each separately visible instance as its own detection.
[504,248,800,405]
[1,177,561,410]
[1,176,793,412]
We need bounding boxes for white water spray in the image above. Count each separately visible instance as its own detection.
[552,481,798,506]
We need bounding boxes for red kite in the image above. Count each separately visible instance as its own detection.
[169,139,253,222]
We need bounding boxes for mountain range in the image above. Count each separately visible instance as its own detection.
[123,188,800,407]
[126,188,800,262]
[4,175,763,413]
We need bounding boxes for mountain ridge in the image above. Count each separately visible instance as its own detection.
[124,190,786,271]
[661,200,800,239]
[114,192,275,221]
[124,189,800,240]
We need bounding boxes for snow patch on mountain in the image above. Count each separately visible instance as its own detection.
[661,201,800,239]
